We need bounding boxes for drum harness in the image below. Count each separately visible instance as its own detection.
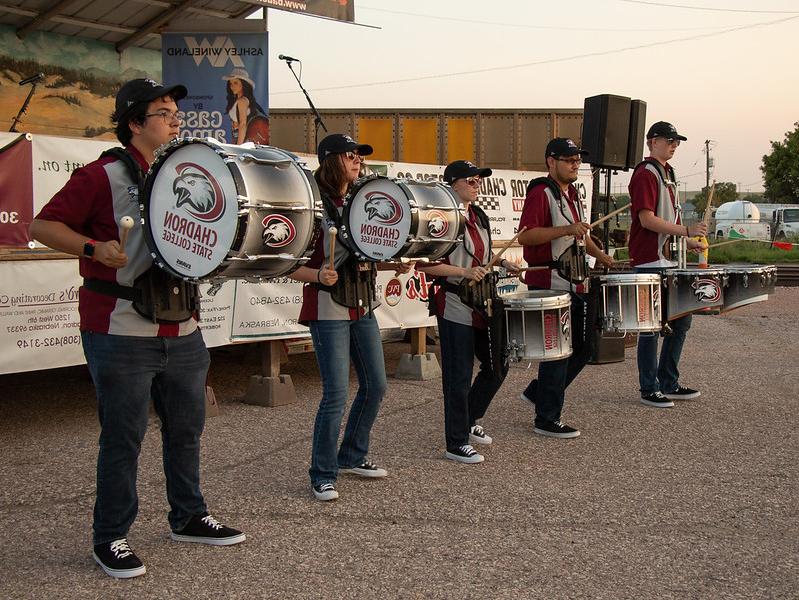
[82,148,199,324]
[313,191,377,315]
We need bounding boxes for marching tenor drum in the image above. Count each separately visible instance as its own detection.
[503,290,572,362]
[141,137,321,281]
[662,267,725,320]
[595,273,662,333]
[341,175,464,262]
[721,264,777,313]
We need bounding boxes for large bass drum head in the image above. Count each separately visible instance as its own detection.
[142,140,240,279]
[343,176,412,260]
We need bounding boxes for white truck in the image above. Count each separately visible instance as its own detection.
[712,200,771,239]
[769,207,799,239]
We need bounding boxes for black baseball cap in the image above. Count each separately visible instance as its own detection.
[443,160,492,185]
[545,138,589,160]
[646,121,687,141]
[113,78,187,121]
[317,133,373,163]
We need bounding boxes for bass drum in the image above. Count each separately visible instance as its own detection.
[341,175,464,261]
[141,137,321,281]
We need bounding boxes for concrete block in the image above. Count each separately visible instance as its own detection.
[241,374,297,407]
[395,352,441,380]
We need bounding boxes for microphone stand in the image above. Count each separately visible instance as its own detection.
[10,75,44,133]
[282,60,327,150]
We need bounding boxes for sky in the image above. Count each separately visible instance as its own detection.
[263,0,799,193]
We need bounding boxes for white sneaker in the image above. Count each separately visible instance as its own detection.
[469,424,493,445]
[444,444,484,464]
[312,482,339,501]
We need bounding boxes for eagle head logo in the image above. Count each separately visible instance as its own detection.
[692,278,721,303]
[561,311,571,338]
[363,191,403,225]
[262,214,296,248]
[427,210,448,238]
[172,162,225,222]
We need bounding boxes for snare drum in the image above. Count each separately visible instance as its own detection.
[503,290,572,362]
[341,175,464,261]
[141,137,321,280]
[721,264,777,312]
[595,273,662,333]
[663,267,725,320]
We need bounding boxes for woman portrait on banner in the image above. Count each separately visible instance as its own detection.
[222,67,269,145]
[288,133,412,502]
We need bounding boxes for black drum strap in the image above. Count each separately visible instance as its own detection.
[100,147,144,195]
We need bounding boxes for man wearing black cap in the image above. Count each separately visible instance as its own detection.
[517,138,613,438]
[628,121,707,408]
[418,160,520,463]
[30,79,244,579]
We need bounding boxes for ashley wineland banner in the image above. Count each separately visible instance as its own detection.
[162,33,269,145]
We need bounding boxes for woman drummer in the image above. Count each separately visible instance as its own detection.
[417,160,521,464]
[290,133,410,501]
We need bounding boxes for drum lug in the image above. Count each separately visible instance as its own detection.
[742,273,749,288]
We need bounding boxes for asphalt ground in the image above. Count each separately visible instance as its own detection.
[1,288,797,599]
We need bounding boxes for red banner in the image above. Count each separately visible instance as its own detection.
[0,134,33,247]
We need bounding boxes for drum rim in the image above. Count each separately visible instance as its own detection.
[502,289,571,309]
[598,273,661,284]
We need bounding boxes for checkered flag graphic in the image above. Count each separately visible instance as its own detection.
[476,197,500,211]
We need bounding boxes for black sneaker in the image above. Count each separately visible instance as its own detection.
[469,424,493,445]
[339,459,388,478]
[640,391,675,408]
[93,538,146,579]
[444,444,484,464]
[170,514,246,546]
[663,385,701,400]
[312,482,339,501]
[534,419,581,439]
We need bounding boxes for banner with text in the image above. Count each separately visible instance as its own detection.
[0,134,33,246]
[260,0,354,22]
[162,32,269,145]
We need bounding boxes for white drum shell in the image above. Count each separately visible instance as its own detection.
[504,290,573,362]
[597,273,662,333]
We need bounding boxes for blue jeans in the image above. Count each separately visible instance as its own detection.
[522,291,593,423]
[308,316,387,486]
[635,267,693,395]
[82,330,209,545]
[438,317,507,450]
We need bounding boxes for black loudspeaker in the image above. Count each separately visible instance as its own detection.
[626,99,647,169]
[589,330,626,364]
[581,94,631,169]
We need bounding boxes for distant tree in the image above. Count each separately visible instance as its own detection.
[761,122,799,203]
[740,193,764,203]
[692,181,738,214]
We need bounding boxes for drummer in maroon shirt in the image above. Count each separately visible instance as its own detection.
[628,121,707,408]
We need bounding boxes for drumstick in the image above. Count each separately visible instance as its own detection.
[469,226,527,287]
[327,226,337,271]
[119,216,134,252]
[516,266,550,272]
[590,203,631,228]
[703,181,716,227]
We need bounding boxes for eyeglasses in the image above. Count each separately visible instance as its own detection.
[145,110,181,123]
[556,158,582,166]
[343,151,364,162]
[656,137,681,147]
[462,176,481,187]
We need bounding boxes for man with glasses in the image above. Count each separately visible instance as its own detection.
[628,121,707,408]
[30,79,244,579]
[418,160,520,463]
[518,138,613,438]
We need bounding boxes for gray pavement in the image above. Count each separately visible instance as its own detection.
[1,288,797,599]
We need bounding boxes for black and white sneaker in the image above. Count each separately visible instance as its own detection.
[170,514,246,546]
[533,419,581,439]
[663,385,701,400]
[339,460,387,478]
[312,482,339,501]
[640,391,675,408]
[469,424,493,445]
[93,538,146,579]
[444,444,484,464]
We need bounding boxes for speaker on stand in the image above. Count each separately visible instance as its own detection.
[581,94,647,364]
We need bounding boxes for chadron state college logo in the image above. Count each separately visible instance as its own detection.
[364,191,403,225]
[384,277,402,307]
[172,162,226,222]
[427,210,448,238]
[261,214,296,248]
[692,278,721,303]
